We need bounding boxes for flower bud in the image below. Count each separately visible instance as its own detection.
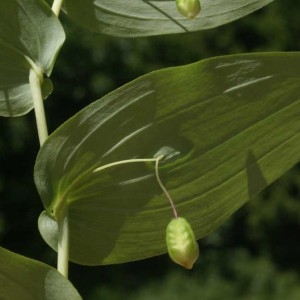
[166,217,199,269]
[176,0,201,19]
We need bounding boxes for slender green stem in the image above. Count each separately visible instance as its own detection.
[29,69,48,147]
[93,158,161,173]
[52,0,64,17]
[94,156,178,217]
[57,211,69,278]
[155,156,178,218]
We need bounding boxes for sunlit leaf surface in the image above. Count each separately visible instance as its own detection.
[0,0,65,117]
[35,52,300,265]
[0,247,82,299]
[63,0,273,37]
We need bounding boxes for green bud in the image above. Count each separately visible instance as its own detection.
[166,217,199,269]
[176,0,201,19]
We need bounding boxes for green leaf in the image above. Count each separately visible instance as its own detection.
[35,52,300,266]
[0,247,82,300]
[0,0,65,117]
[62,0,274,37]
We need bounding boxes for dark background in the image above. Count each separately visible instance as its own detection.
[1,1,300,299]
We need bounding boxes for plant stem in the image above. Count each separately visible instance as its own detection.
[93,157,161,173]
[52,0,64,17]
[29,69,48,147]
[57,211,69,278]
[155,156,178,218]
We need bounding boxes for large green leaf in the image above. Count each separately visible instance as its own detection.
[0,0,65,117]
[0,247,82,299]
[63,0,274,37]
[35,52,300,266]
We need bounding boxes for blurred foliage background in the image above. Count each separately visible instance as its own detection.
[1,0,300,299]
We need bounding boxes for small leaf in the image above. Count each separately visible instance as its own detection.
[0,246,82,300]
[166,217,199,269]
[41,78,54,100]
[62,0,273,37]
[0,0,65,117]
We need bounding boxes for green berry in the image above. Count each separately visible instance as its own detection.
[176,0,201,19]
[166,217,199,269]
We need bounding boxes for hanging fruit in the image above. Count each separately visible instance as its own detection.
[176,0,201,19]
[166,217,199,269]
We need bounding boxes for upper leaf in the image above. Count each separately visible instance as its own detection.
[62,0,274,37]
[35,52,300,266]
[0,247,82,300]
[0,0,65,117]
